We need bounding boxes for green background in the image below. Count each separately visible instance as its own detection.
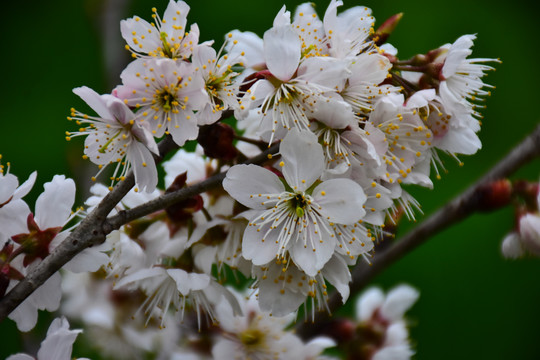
[2,0,540,358]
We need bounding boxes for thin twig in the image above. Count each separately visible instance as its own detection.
[296,123,540,339]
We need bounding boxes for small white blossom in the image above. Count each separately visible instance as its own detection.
[224,129,367,276]
[115,58,209,146]
[7,317,87,360]
[121,0,199,60]
[69,86,159,192]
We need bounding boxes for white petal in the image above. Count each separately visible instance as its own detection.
[356,287,384,321]
[263,25,300,82]
[35,176,75,229]
[0,200,31,236]
[258,276,305,316]
[33,271,62,312]
[349,53,391,85]
[38,317,81,360]
[434,125,481,155]
[0,174,19,204]
[273,5,291,27]
[114,267,166,289]
[127,141,158,193]
[193,245,218,275]
[6,354,34,360]
[8,298,39,332]
[225,30,264,69]
[161,1,190,39]
[501,232,525,259]
[519,214,540,255]
[297,56,350,90]
[73,86,113,120]
[372,345,414,360]
[212,339,241,360]
[381,284,419,321]
[64,245,110,273]
[168,111,199,146]
[120,17,161,54]
[311,96,355,129]
[280,129,324,191]
[313,179,366,224]
[223,164,285,209]
[290,225,335,276]
[13,171,37,201]
[321,255,351,302]
[242,220,281,265]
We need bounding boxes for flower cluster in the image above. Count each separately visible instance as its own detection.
[1,0,501,358]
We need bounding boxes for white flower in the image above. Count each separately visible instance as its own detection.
[237,9,351,143]
[340,51,398,115]
[501,191,540,259]
[7,317,86,360]
[7,259,62,332]
[211,291,304,360]
[322,0,374,59]
[436,34,499,135]
[114,266,239,328]
[0,165,36,238]
[192,44,243,124]
[115,58,209,146]
[224,129,366,276]
[254,253,353,316]
[68,86,159,192]
[7,175,77,331]
[367,93,434,187]
[121,0,199,60]
[355,284,419,360]
[162,146,216,188]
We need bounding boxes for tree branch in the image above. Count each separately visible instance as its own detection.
[0,135,277,323]
[297,123,540,339]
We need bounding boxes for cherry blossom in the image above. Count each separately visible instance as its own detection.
[224,128,367,276]
[68,86,159,192]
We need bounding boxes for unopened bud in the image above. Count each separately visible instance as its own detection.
[373,13,403,46]
[501,232,525,259]
[197,123,238,161]
[476,179,512,211]
[326,318,356,344]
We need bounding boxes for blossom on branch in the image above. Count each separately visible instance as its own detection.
[68,86,159,192]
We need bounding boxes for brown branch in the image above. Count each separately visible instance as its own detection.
[297,123,540,339]
[0,135,277,323]
[0,136,177,322]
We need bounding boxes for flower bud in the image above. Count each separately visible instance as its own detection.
[501,232,525,259]
[197,123,238,161]
[373,13,403,46]
[476,179,512,212]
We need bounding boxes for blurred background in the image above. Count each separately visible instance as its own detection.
[1,0,540,358]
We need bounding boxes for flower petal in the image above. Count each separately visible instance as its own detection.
[35,176,75,229]
[13,171,37,201]
[73,86,113,120]
[242,220,281,266]
[224,164,285,209]
[127,140,158,192]
[280,129,324,191]
[313,179,366,224]
[263,25,300,82]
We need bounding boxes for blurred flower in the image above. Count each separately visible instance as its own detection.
[7,317,87,360]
